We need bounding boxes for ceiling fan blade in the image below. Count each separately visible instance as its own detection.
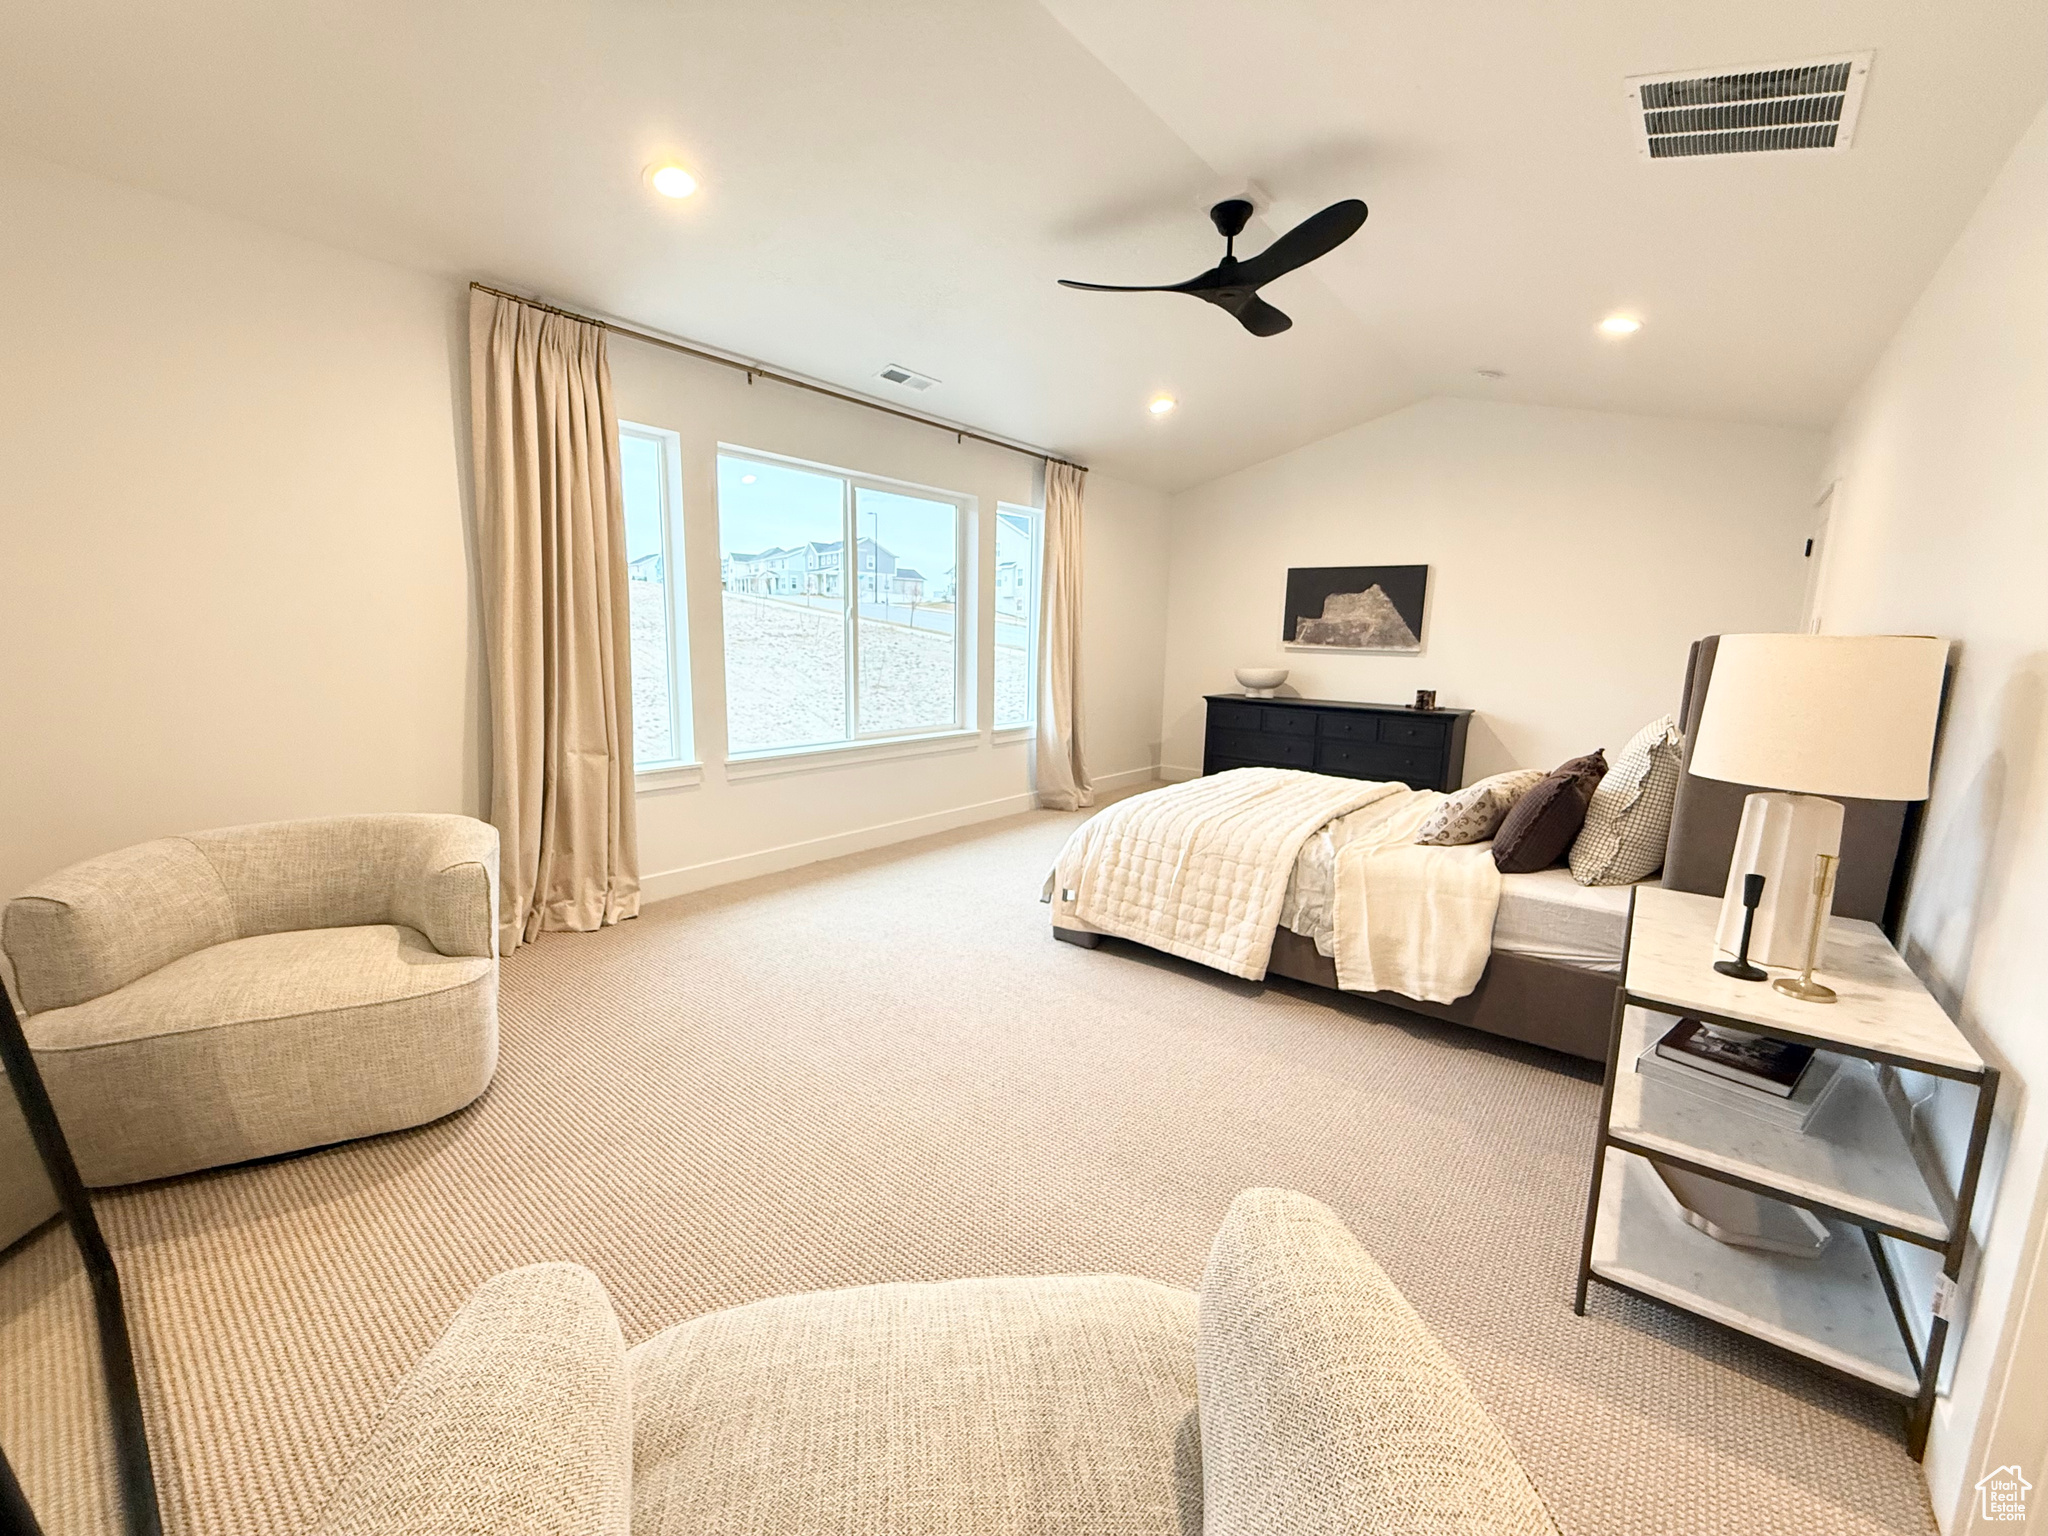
[1230,199,1368,290]
[1057,278,1194,293]
[1233,296,1293,337]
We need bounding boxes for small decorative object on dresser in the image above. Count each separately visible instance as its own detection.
[1233,666,1288,698]
[1412,689,1436,710]
[1201,695,1469,791]
[1282,565,1428,654]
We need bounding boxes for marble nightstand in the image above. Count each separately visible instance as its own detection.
[1573,885,1998,1458]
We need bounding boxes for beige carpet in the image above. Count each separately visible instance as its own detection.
[1,803,1938,1535]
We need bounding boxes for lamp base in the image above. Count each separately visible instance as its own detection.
[1773,975,1838,1005]
[1713,957,1768,982]
[1716,792,1845,970]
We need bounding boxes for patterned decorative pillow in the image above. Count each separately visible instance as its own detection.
[1415,770,1548,846]
[1570,715,1685,886]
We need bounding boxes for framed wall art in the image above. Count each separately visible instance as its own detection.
[1282,565,1428,654]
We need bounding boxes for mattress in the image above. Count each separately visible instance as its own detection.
[1280,822,1639,975]
[1492,867,1638,973]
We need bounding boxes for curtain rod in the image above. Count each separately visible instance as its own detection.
[469,282,1087,474]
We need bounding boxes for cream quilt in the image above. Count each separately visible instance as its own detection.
[1330,792,1504,1003]
[1047,769,1402,980]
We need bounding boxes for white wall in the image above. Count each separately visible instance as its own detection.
[1813,102,2048,1536]
[1157,398,1824,780]
[608,338,1168,899]
[0,152,479,901]
[0,151,1168,903]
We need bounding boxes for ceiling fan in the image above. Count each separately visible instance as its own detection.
[1058,197,1368,337]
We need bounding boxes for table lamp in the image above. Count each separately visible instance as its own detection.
[1686,634,1947,993]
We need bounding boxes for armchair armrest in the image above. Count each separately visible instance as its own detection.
[395,817,500,960]
[2,838,236,1014]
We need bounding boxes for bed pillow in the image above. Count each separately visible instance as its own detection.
[1570,715,1684,886]
[1492,751,1607,874]
[1415,769,1547,846]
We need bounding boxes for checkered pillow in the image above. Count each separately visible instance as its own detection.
[1415,770,1547,846]
[1569,715,1684,886]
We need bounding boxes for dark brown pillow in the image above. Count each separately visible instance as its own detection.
[1492,750,1608,874]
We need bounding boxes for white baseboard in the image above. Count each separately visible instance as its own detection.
[641,790,1039,903]
[1091,765,1164,793]
[1158,763,1201,783]
[640,765,1163,904]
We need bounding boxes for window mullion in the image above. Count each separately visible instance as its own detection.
[956,497,967,731]
[843,476,859,742]
[661,445,681,764]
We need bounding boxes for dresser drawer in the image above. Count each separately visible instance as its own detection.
[1208,700,1264,734]
[1317,712,1380,743]
[1379,715,1449,750]
[1210,728,1314,768]
[1262,708,1317,737]
[1316,740,1436,783]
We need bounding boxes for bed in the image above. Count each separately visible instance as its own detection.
[1049,637,1915,1062]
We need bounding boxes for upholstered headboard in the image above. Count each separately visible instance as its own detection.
[1660,635,1912,925]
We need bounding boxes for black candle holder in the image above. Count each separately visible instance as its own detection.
[1714,872,1769,982]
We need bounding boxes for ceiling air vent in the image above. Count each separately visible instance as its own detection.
[1626,53,1871,160]
[876,364,939,392]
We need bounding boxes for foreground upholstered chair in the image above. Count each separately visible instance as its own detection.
[310,1189,1558,1536]
[2,814,499,1190]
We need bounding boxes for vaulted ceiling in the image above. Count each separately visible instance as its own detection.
[2,2,2043,488]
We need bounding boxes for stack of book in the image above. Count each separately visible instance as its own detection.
[1637,1016,1845,1132]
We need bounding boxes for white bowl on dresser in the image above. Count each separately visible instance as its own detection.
[1233,667,1289,698]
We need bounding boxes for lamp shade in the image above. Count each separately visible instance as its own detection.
[1689,634,1947,801]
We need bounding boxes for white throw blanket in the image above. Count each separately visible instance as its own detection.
[1330,792,1504,1003]
[1048,769,1402,979]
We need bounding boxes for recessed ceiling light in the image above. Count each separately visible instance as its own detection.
[1598,315,1642,336]
[647,164,698,199]
[1148,395,1178,416]
[740,473,757,485]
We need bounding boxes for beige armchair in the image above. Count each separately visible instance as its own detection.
[2,815,499,1195]
[309,1189,1558,1536]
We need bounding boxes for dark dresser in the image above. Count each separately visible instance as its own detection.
[1202,695,1471,792]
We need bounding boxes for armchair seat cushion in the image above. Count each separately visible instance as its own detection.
[627,1274,1204,1536]
[28,925,495,1187]
[29,925,487,1049]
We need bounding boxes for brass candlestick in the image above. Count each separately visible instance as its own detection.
[1772,852,1840,1004]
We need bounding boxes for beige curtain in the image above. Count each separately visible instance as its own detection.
[469,290,640,952]
[1034,459,1093,811]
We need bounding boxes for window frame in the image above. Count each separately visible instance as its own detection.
[716,445,974,763]
[992,501,1044,735]
[621,421,696,778]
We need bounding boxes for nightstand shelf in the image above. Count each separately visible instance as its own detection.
[1575,886,1998,1458]
[1610,1006,1952,1243]
[1592,1148,1919,1396]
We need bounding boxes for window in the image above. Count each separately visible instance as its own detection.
[994,503,1042,730]
[621,423,693,770]
[718,451,967,756]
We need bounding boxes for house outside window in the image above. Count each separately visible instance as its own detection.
[717,450,969,756]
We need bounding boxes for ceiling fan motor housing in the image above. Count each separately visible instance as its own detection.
[1209,198,1255,239]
